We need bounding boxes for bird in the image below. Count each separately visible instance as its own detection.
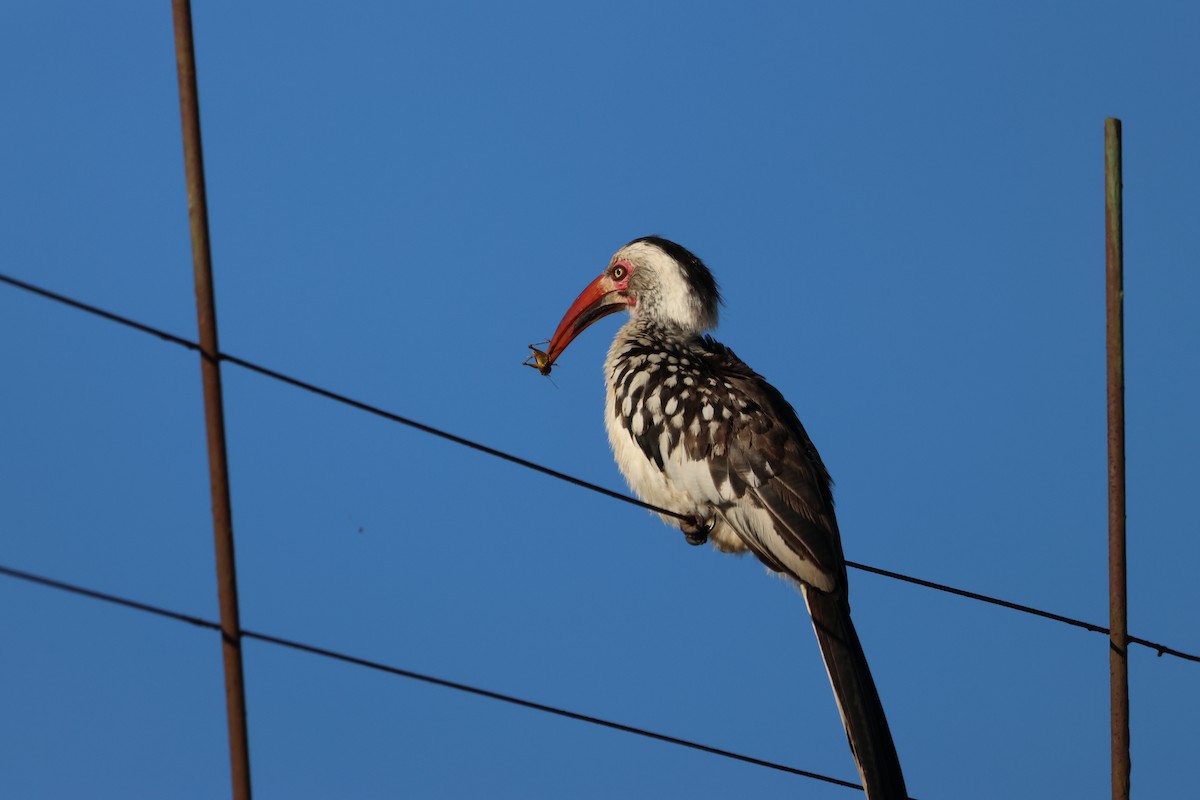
[530,235,907,799]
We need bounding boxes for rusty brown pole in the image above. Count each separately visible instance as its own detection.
[171,1,253,797]
[1105,117,1129,800]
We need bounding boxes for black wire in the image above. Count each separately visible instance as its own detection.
[0,272,691,524]
[847,561,1198,663]
[218,352,691,522]
[0,272,201,352]
[0,563,219,631]
[243,630,870,791]
[0,562,874,795]
[1,271,1196,666]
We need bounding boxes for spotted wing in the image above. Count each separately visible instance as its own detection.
[663,340,847,592]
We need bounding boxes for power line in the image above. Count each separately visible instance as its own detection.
[847,561,1198,664]
[0,272,687,524]
[0,563,218,631]
[0,562,879,796]
[1,271,1197,666]
[246,632,872,791]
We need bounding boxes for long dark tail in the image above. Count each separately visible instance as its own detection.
[802,586,907,800]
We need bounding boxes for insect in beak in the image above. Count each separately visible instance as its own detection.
[524,345,553,376]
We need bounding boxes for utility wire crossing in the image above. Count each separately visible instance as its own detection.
[0,562,889,796]
[0,270,1196,667]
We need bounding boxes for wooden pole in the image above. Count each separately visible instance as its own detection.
[1105,117,1129,800]
[171,2,253,797]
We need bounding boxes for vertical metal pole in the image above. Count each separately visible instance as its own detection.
[1105,117,1129,800]
[171,2,253,797]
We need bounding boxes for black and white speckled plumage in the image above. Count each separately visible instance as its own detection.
[541,236,906,799]
[605,320,845,591]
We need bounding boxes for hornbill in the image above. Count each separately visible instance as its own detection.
[529,236,907,799]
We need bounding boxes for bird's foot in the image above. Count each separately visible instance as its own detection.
[681,516,714,546]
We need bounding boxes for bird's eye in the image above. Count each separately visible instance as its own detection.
[612,265,627,281]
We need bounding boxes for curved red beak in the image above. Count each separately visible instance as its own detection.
[527,272,629,375]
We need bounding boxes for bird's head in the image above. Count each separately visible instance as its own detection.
[532,236,721,373]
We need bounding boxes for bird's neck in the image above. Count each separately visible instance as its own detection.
[619,315,706,348]
[605,317,709,383]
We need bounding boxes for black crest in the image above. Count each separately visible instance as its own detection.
[632,235,723,308]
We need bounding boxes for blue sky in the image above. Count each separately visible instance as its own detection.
[1,2,1197,797]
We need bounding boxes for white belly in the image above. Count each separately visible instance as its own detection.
[602,335,749,555]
